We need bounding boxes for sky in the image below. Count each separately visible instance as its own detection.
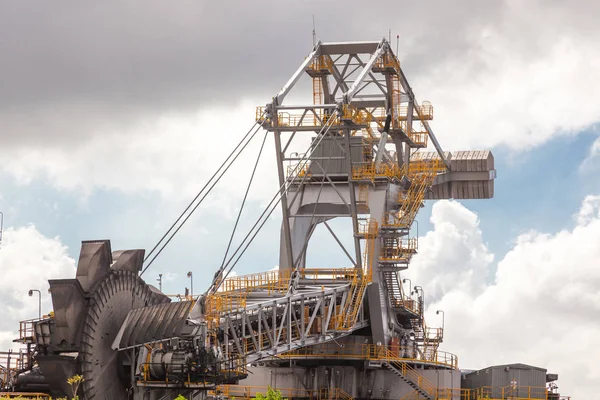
[1,0,600,398]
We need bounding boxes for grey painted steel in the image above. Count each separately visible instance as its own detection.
[395,67,450,170]
[275,42,321,105]
[384,362,434,400]
[462,363,547,399]
[320,41,380,55]
[36,240,170,400]
[343,128,363,270]
[411,150,496,199]
[113,301,195,350]
[343,39,386,103]
[242,362,460,400]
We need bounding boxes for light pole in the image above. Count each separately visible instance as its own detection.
[0,211,4,245]
[413,285,424,299]
[436,310,445,336]
[187,271,193,297]
[157,274,163,292]
[28,289,41,319]
[402,278,411,296]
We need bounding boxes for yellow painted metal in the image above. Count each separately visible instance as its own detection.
[474,385,549,400]
[0,393,51,399]
[211,385,353,400]
[313,77,323,125]
[308,55,334,73]
[374,53,401,72]
[278,343,458,370]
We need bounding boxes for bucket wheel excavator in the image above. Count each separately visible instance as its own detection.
[7,38,495,400]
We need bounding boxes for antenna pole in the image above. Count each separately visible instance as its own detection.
[312,15,316,46]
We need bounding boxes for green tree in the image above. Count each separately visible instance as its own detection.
[67,374,84,400]
[253,386,287,400]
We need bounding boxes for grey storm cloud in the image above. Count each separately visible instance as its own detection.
[0,0,507,147]
[1,0,598,148]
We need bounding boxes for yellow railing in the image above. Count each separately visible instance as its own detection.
[0,393,51,399]
[17,318,40,342]
[474,385,549,400]
[211,383,549,400]
[278,343,457,370]
[286,163,311,179]
[390,296,419,314]
[374,53,401,72]
[382,170,436,229]
[219,268,359,295]
[308,55,334,73]
[341,104,371,125]
[351,159,446,182]
[256,107,339,128]
[212,385,353,400]
[379,238,418,262]
[139,361,247,386]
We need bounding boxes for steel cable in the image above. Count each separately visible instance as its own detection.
[141,120,263,276]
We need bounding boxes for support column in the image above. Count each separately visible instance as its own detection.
[273,104,295,272]
[343,127,363,269]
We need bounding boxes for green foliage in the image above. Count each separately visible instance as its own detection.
[66,374,84,400]
[252,386,287,400]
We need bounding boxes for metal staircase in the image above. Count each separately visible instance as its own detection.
[383,361,436,400]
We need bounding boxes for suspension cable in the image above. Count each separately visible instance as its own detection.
[143,119,262,263]
[205,130,269,295]
[212,110,341,293]
[141,121,263,276]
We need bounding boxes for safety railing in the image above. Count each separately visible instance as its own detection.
[374,346,437,397]
[255,107,339,128]
[219,270,288,295]
[279,343,458,370]
[410,131,428,147]
[374,53,401,72]
[0,349,30,391]
[384,171,437,229]
[397,102,434,121]
[139,360,247,386]
[390,296,419,314]
[205,293,247,321]
[366,344,458,370]
[287,163,311,179]
[219,268,358,295]
[474,385,549,400]
[341,104,371,125]
[0,393,51,399]
[357,219,379,238]
[379,238,418,262]
[17,318,40,343]
[308,55,334,73]
[351,160,446,182]
[211,385,354,400]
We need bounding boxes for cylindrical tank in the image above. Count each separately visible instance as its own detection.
[148,349,191,380]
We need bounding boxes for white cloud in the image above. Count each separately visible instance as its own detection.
[421,23,600,151]
[0,225,76,350]
[2,2,600,200]
[411,198,600,399]
[0,100,279,202]
[579,135,600,173]
[409,201,494,302]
